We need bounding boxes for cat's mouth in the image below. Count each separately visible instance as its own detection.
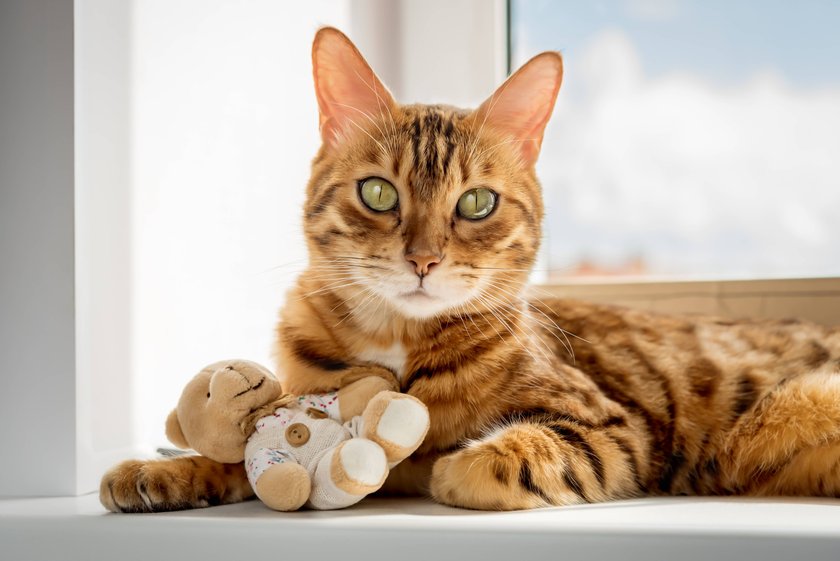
[399,288,435,300]
[386,282,472,319]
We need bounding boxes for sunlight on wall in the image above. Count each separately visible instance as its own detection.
[131,0,350,449]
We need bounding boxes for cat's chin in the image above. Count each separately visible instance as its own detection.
[388,290,460,321]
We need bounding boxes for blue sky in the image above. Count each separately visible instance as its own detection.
[510,0,840,278]
[512,0,840,87]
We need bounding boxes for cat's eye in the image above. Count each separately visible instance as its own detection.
[359,177,398,212]
[457,188,497,220]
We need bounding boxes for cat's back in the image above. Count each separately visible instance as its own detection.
[529,296,840,384]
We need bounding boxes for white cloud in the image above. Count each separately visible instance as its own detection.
[540,29,840,277]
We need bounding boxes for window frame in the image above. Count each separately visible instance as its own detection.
[503,0,839,320]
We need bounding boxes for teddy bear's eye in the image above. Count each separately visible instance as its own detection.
[206,392,211,399]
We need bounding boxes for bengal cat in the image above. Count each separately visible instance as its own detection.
[100,27,840,512]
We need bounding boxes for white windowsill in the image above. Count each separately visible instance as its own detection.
[2,495,840,560]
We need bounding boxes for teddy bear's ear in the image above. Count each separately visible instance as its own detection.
[165,409,190,449]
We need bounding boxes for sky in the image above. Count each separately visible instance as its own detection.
[513,0,840,88]
[512,0,840,278]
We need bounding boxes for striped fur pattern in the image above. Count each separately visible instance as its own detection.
[99,28,840,513]
[276,107,840,509]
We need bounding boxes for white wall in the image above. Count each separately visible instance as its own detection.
[0,0,77,496]
[351,0,507,107]
[398,0,507,107]
[0,0,138,497]
[131,0,351,449]
[74,0,137,495]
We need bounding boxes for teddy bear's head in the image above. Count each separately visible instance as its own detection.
[165,359,285,463]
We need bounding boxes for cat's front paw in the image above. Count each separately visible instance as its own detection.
[100,457,252,513]
[430,443,544,511]
[430,423,589,510]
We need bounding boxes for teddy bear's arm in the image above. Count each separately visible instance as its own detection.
[293,377,394,423]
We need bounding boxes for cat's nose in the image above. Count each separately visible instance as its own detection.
[405,251,442,277]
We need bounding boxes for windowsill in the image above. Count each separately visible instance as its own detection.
[2,495,840,560]
[534,276,840,326]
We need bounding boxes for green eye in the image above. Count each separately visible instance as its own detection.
[457,188,497,220]
[359,177,398,212]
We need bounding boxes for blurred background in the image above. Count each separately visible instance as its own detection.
[512,0,840,280]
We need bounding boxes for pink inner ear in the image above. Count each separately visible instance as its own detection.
[312,28,395,147]
[476,52,563,166]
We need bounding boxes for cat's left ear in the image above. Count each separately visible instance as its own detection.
[474,52,563,167]
[312,27,396,148]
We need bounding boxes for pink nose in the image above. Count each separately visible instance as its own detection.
[405,252,442,277]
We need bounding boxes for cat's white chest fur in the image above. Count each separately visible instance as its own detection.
[356,342,407,381]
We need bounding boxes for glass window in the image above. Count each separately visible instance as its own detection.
[511,0,840,280]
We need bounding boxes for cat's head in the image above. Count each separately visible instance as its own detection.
[302,28,562,321]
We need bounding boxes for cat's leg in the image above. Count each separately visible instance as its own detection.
[719,367,840,496]
[100,456,253,513]
[429,414,647,510]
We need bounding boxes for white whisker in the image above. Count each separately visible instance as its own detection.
[481,276,585,361]
[473,291,544,368]
[476,289,554,365]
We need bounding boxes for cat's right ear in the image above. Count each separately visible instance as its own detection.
[312,27,396,148]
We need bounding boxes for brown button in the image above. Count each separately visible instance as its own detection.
[285,423,310,447]
[306,407,328,420]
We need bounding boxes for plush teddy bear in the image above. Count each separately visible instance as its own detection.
[165,359,429,511]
